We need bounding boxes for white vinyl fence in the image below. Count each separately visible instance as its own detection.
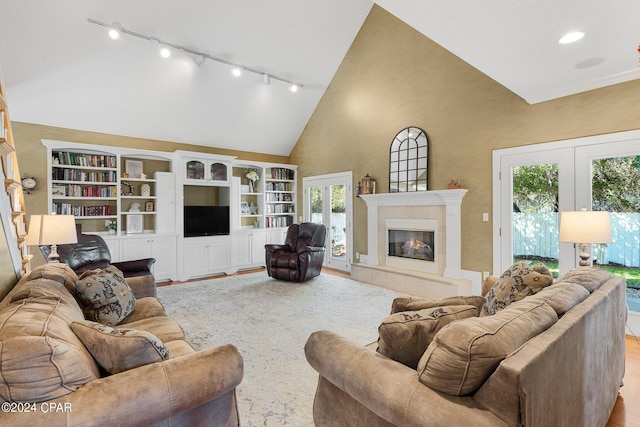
[513,212,640,267]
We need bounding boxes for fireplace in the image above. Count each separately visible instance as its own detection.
[388,229,435,262]
[385,218,438,274]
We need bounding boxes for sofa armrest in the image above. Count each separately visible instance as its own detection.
[305,330,506,427]
[112,258,156,274]
[298,246,325,254]
[0,344,243,426]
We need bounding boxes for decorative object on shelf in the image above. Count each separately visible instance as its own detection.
[359,174,376,195]
[129,202,141,212]
[240,201,250,215]
[126,214,143,234]
[559,208,612,266]
[125,160,143,179]
[448,178,461,189]
[253,220,260,228]
[141,183,151,197]
[145,201,154,212]
[246,169,259,193]
[51,185,65,196]
[105,219,117,234]
[389,126,428,192]
[249,203,258,215]
[27,214,78,263]
[21,174,38,194]
[121,181,134,196]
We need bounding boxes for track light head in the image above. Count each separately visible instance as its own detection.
[231,67,242,77]
[108,21,123,39]
[263,73,271,85]
[160,45,171,58]
[289,83,299,93]
[194,54,206,66]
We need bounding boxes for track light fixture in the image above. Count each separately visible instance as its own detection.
[194,54,206,66]
[108,21,123,40]
[88,18,303,92]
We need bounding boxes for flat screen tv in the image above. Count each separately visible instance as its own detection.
[184,205,230,237]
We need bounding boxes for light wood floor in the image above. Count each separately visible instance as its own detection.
[160,268,640,426]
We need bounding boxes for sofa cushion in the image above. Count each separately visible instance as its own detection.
[524,282,590,316]
[417,300,558,396]
[74,265,136,326]
[120,297,167,324]
[390,295,486,314]
[71,320,173,374]
[557,267,613,293]
[483,262,553,315]
[377,305,478,368]
[0,265,100,403]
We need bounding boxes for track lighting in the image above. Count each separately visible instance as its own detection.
[159,45,171,58]
[194,54,206,66]
[108,22,123,40]
[87,17,303,92]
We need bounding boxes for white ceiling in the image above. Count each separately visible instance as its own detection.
[1,1,638,156]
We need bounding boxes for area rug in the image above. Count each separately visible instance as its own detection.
[156,271,401,426]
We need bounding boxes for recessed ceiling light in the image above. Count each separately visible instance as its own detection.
[559,31,585,44]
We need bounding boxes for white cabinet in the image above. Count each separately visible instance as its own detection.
[182,236,232,280]
[267,228,288,245]
[182,157,233,186]
[233,229,267,270]
[120,234,177,281]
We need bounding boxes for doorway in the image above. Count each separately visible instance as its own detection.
[303,172,353,272]
[493,129,640,334]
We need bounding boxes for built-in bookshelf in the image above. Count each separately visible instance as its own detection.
[264,167,296,229]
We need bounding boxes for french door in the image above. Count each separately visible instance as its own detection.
[494,130,640,332]
[302,172,353,272]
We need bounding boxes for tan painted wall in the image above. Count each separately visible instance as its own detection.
[289,6,640,274]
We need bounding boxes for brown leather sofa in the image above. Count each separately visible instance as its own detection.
[0,262,243,426]
[40,233,157,297]
[265,222,327,282]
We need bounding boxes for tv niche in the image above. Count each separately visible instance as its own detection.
[184,205,230,237]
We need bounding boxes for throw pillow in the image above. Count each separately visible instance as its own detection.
[482,262,553,315]
[70,320,173,374]
[417,300,558,396]
[378,305,478,368]
[74,265,136,326]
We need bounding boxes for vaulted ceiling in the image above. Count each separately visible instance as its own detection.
[1,1,638,156]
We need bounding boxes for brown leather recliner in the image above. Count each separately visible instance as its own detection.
[39,233,157,297]
[265,222,327,282]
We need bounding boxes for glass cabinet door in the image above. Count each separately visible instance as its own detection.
[186,160,205,180]
[211,162,227,181]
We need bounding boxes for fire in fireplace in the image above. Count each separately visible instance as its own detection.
[388,229,435,262]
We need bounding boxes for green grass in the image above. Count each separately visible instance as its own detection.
[514,257,640,288]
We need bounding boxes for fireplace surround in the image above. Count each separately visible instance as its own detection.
[352,189,473,298]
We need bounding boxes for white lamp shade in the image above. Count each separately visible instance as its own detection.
[27,215,78,246]
[559,211,613,244]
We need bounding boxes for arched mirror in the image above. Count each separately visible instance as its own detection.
[389,126,428,192]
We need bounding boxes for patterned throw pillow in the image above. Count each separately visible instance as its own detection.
[482,262,553,315]
[377,305,479,368]
[71,320,173,374]
[75,265,136,326]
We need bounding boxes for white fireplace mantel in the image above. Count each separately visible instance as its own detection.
[360,189,468,279]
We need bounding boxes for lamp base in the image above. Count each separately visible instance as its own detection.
[48,244,61,263]
[578,243,591,267]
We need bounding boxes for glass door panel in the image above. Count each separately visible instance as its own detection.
[329,184,347,261]
[309,185,323,225]
[512,163,560,277]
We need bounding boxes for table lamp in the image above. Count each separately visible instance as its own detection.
[27,214,78,263]
[559,209,612,266]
